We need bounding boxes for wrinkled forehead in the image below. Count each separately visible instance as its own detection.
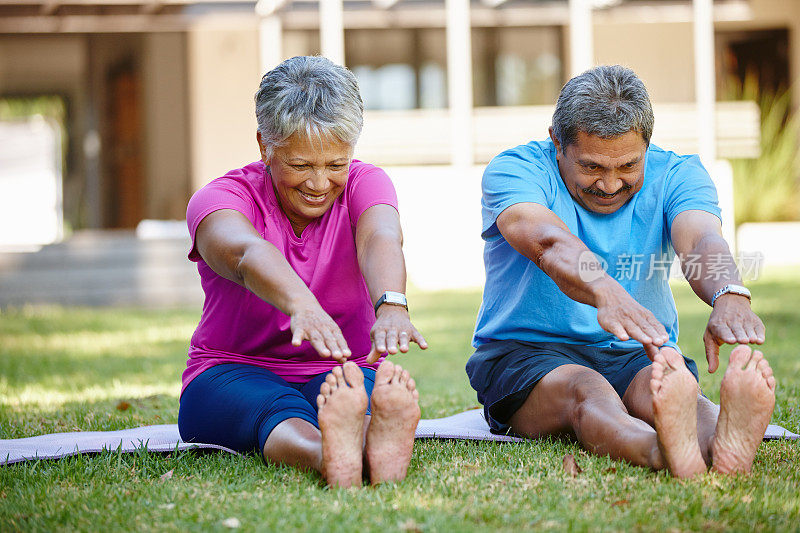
[567,130,647,164]
[277,131,353,160]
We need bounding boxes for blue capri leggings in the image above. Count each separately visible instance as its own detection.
[178,363,376,456]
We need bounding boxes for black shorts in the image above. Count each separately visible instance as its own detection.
[465,340,699,433]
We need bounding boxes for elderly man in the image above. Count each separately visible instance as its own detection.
[467,65,775,478]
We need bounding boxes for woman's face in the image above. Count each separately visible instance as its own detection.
[259,131,352,236]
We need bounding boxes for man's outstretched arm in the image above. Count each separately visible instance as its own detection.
[670,210,765,373]
[496,202,669,357]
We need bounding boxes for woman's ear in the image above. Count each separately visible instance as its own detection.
[256,130,269,164]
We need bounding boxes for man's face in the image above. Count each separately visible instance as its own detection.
[551,128,647,214]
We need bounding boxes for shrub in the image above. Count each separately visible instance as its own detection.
[729,86,800,225]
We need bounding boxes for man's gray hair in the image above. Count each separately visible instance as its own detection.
[551,65,654,149]
[255,56,364,159]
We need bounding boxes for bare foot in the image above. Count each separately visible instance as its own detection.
[650,348,707,478]
[316,362,368,488]
[365,360,420,484]
[711,345,776,474]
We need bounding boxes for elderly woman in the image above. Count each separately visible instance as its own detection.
[177,56,427,488]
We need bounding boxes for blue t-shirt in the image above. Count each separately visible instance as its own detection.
[473,139,721,349]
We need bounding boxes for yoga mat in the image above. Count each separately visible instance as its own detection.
[2,409,797,466]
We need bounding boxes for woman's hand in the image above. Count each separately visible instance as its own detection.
[366,305,428,363]
[290,305,352,361]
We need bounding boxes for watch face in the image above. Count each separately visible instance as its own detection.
[385,292,407,305]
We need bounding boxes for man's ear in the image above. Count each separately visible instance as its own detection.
[548,126,562,156]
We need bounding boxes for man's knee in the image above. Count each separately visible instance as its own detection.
[538,365,615,426]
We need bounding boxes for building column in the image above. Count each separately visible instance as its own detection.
[446,0,474,167]
[320,0,345,65]
[569,0,593,76]
[693,0,716,165]
[256,0,284,74]
[694,0,735,249]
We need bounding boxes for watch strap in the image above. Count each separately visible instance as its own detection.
[711,284,751,307]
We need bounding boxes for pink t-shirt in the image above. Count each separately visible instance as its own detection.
[182,160,398,394]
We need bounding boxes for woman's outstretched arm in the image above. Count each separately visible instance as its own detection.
[355,204,428,363]
[195,208,352,360]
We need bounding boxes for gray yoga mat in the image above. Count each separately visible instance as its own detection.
[2,408,797,466]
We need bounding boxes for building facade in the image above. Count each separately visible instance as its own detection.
[0,0,797,236]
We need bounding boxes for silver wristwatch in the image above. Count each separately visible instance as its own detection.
[374,291,408,314]
[711,284,751,307]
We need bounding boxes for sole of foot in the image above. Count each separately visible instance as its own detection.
[316,361,369,488]
[711,345,776,475]
[365,360,420,485]
[650,348,707,479]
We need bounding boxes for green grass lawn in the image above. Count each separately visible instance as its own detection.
[1,274,799,532]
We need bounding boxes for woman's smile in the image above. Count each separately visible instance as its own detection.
[297,189,330,205]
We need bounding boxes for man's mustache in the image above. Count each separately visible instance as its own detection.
[582,183,633,198]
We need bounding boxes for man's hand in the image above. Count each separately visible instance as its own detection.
[703,294,765,373]
[594,279,669,359]
[366,305,428,363]
[291,305,352,361]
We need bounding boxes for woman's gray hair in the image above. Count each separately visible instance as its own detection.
[255,56,364,159]
[551,65,654,150]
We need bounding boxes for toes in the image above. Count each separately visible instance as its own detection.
[320,381,332,397]
[332,366,346,387]
[650,361,665,384]
[767,375,776,391]
[745,349,763,371]
[316,393,325,410]
[325,373,339,392]
[756,357,770,376]
[406,377,417,392]
[661,347,684,369]
[375,360,395,384]
[391,364,403,384]
[650,377,661,396]
[400,369,410,384]
[342,361,365,388]
[729,344,752,369]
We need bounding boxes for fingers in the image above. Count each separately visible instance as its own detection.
[370,316,428,359]
[644,316,669,346]
[707,302,766,346]
[643,342,659,361]
[607,322,630,342]
[599,305,667,348]
[398,331,410,353]
[411,327,428,350]
[385,329,399,355]
[753,319,766,344]
[709,320,737,345]
[333,328,352,359]
[730,323,751,345]
[703,328,720,373]
[292,322,351,360]
[623,320,652,347]
[308,333,331,358]
[366,344,380,364]
[373,328,388,356]
[291,327,305,347]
